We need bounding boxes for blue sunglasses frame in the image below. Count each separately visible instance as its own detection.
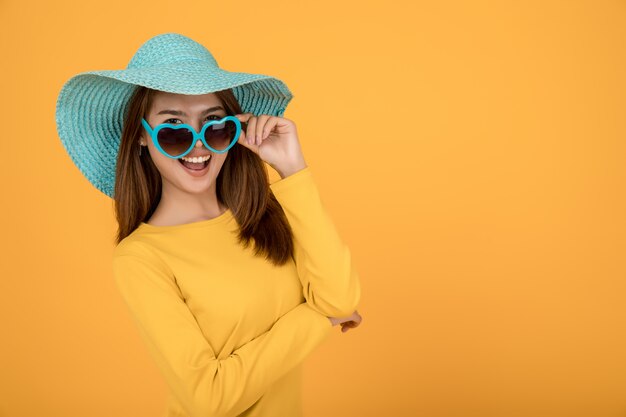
[141,116,242,158]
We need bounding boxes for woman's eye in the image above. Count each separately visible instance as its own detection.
[163,114,221,125]
[163,116,221,124]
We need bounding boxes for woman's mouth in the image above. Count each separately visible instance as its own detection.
[179,154,211,175]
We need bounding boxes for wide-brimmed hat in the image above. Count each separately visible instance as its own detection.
[55,32,293,198]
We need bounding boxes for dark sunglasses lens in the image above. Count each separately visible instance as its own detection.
[157,128,194,157]
[204,120,237,151]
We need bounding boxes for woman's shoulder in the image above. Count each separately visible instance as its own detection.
[113,231,159,261]
[111,234,177,290]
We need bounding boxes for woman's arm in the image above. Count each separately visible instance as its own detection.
[270,165,362,317]
[112,248,332,417]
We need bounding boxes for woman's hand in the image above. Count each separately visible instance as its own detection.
[234,113,307,179]
[328,310,363,333]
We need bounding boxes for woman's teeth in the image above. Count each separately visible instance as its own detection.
[181,155,211,163]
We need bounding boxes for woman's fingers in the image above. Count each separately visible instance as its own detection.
[234,113,256,145]
[235,113,285,147]
[234,113,253,144]
[341,323,356,333]
[245,114,268,146]
[255,115,271,146]
[246,115,257,145]
[340,319,362,333]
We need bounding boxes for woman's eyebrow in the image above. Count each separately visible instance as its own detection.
[156,106,225,116]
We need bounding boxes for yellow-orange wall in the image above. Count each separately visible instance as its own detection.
[1,1,624,416]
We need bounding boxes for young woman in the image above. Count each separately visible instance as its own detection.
[56,32,362,417]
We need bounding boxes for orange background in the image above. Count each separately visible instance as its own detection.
[1,1,625,416]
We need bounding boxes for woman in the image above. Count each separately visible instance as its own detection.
[56,32,362,417]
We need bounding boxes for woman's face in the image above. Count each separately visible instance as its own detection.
[142,91,229,196]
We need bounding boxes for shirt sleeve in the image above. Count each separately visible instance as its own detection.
[112,248,332,417]
[269,165,362,318]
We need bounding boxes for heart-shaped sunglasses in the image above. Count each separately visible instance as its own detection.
[141,116,242,159]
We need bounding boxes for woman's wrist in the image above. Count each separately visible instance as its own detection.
[275,158,307,179]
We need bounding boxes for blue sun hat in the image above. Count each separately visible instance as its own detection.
[55,32,294,198]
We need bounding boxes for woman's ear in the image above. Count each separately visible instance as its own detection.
[140,130,149,144]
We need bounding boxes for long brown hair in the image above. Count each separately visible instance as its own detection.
[113,86,295,266]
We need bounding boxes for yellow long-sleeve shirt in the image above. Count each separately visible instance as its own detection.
[112,166,361,417]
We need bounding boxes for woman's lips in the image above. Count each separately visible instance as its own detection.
[178,155,211,177]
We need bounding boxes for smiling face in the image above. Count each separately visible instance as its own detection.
[141,91,229,196]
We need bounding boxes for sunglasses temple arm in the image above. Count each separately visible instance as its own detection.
[141,119,154,135]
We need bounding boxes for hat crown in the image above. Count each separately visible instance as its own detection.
[126,33,219,69]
